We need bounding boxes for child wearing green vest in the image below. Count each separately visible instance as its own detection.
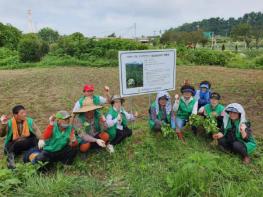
[106,95,137,150]
[0,105,42,169]
[213,103,256,164]
[173,85,198,141]
[33,111,78,165]
[73,104,111,153]
[199,92,225,128]
[149,91,175,131]
[72,84,111,113]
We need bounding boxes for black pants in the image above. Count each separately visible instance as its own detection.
[35,146,78,165]
[5,135,38,155]
[111,127,132,145]
[218,137,248,157]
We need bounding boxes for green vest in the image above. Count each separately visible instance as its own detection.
[43,122,73,152]
[204,104,224,117]
[148,102,171,129]
[78,95,100,107]
[78,95,101,122]
[177,98,196,120]
[107,106,128,141]
[224,119,256,155]
[78,111,101,135]
[5,117,34,146]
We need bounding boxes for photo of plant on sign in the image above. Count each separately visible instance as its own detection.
[126,62,143,89]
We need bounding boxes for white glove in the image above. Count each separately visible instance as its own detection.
[106,144,115,153]
[38,139,45,149]
[96,139,106,147]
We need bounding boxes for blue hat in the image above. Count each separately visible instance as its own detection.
[200,84,209,89]
[200,81,211,89]
[181,85,195,95]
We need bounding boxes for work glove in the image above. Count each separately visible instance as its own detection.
[96,139,106,147]
[38,139,45,149]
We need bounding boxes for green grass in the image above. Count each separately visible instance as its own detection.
[1,121,263,197]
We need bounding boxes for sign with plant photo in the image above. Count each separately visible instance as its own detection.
[119,49,176,97]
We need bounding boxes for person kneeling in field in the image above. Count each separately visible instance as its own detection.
[32,111,79,165]
[72,84,111,113]
[149,91,175,132]
[173,84,198,141]
[213,103,256,164]
[73,104,112,153]
[199,92,225,128]
[0,105,42,169]
[195,80,212,109]
[106,95,137,149]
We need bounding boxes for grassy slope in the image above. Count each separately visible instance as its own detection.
[0,66,263,196]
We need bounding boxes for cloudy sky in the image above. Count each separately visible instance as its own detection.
[0,0,262,37]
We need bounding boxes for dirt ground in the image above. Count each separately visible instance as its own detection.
[0,66,262,138]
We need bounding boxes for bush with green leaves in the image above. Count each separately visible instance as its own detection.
[0,47,20,67]
[254,55,263,67]
[53,36,148,60]
[18,34,49,62]
[0,163,39,194]
[187,114,204,128]
[203,117,220,134]
[166,152,220,196]
[161,123,175,138]
[185,49,234,66]
[187,114,219,134]
[0,23,22,49]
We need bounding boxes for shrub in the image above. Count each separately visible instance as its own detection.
[0,47,20,67]
[185,49,234,66]
[165,152,220,196]
[254,55,263,67]
[18,34,49,62]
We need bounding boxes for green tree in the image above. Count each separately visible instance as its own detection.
[18,34,49,62]
[251,25,263,48]
[38,27,60,44]
[231,23,253,48]
[0,23,22,49]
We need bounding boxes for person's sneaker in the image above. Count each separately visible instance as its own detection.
[7,153,16,169]
[243,156,251,165]
[106,144,115,153]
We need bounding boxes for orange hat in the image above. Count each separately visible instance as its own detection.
[83,84,94,92]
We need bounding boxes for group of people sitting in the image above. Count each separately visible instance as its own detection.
[0,84,136,169]
[0,80,257,169]
[149,80,256,164]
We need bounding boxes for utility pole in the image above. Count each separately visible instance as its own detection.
[134,23,137,40]
[27,9,34,33]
